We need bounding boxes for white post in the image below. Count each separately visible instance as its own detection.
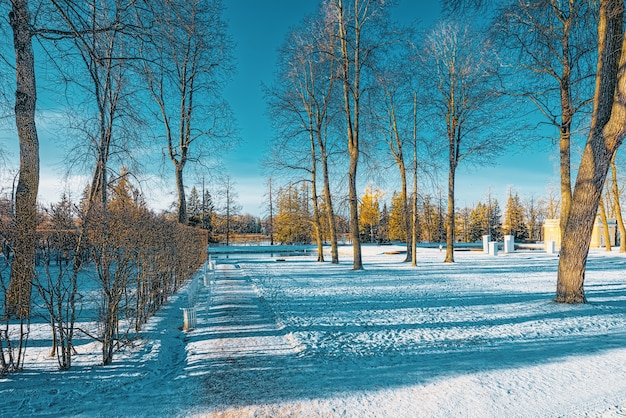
[489,241,498,256]
[482,235,491,253]
[182,307,197,331]
[504,235,515,253]
[546,241,555,254]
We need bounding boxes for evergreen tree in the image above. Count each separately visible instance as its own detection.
[524,196,545,242]
[187,187,202,226]
[489,199,503,241]
[467,199,503,242]
[50,193,76,231]
[468,202,488,242]
[504,191,529,241]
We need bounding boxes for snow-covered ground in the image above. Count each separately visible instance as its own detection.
[3,245,626,417]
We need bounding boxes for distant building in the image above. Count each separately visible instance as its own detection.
[543,217,618,250]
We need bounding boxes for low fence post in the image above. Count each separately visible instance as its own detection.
[182,307,197,331]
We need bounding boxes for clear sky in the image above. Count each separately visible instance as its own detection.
[1,0,565,217]
[220,0,561,216]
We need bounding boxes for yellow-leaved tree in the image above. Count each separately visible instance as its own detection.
[359,185,384,243]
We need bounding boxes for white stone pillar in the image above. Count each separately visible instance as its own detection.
[489,241,498,256]
[483,235,491,253]
[504,235,515,253]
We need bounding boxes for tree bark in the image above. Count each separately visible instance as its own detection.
[7,1,39,319]
[556,0,626,303]
[337,0,363,270]
[319,138,339,263]
[309,131,325,262]
[412,93,419,266]
[557,3,575,240]
[558,99,573,239]
[610,157,626,252]
[399,157,412,262]
[445,156,456,263]
[388,105,412,262]
[175,164,187,225]
[598,198,612,251]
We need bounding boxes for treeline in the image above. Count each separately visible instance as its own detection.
[183,185,263,242]
[266,183,559,246]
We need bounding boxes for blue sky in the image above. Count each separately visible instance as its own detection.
[1,0,564,217]
[221,1,444,215]
[221,0,561,215]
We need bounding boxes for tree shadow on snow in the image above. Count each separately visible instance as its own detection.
[190,259,626,412]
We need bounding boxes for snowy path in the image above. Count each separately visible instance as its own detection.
[187,263,309,413]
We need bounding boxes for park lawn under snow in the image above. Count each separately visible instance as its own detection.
[3,245,626,417]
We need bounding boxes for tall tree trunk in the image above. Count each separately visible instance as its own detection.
[338,0,362,270]
[348,157,362,269]
[268,178,274,246]
[399,158,412,262]
[320,144,339,264]
[556,0,626,303]
[445,159,456,263]
[225,186,230,246]
[389,105,412,262]
[7,1,39,318]
[412,93,419,267]
[559,113,573,238]
[175,163,187,225]
[309,131,325,262]
[610,157,626,252]
[558,18,574,240]
[598,197,612,251]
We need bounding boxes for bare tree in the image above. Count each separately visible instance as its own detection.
[421,21,509,262]
[217,176,240,246]
[33,194,79,370]
[330,0,396,269]
[495,0,596,237]
[557,0,626,303]
[48,0,144,365]
[444,0,626,306]
[140,0,235,225]
[598,195,612,251]
[411,93,419,266]
[266,10,342,263]
[6,0,39,324]
[373,53,416,262]
[1,0,39,374]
